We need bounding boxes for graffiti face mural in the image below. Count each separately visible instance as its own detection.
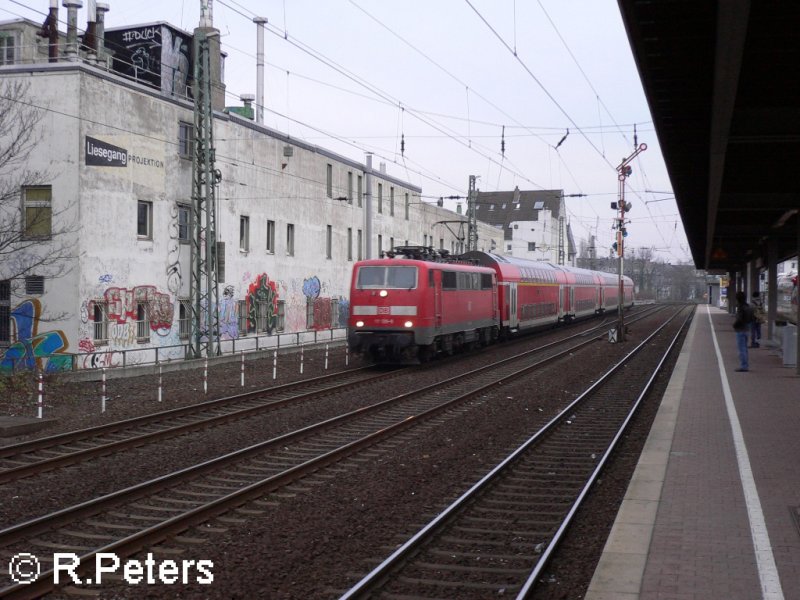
[89,285,174,335]
[0,299,72,373]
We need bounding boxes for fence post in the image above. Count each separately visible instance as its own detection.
[300,344,304,374]
[101,367,107,413]
[273,350,277,380]
[37,371,43,419]
[346,344,349,367]
[204,358,208,394]
[241,350,245,387]
[325,344,329,370]
[158,364,163,402]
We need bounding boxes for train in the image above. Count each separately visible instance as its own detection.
[347,247,635,361]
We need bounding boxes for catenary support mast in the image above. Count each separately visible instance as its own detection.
[189,8,221,359]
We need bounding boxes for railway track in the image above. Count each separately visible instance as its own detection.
[339,304,693,599]
[0,306,671,598]
[0,366,401,484]
[0,306,659,485]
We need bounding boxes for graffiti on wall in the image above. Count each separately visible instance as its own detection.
[166,204,182,295]
[0,299,72,373]
[246,274,280,334]
[219,285,238,339]
[78,338,122,369]
[89,285,174,334]
[299,275,349,331]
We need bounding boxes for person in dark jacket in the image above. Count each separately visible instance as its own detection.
[733,291,754,372]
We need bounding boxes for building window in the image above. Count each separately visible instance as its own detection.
[178,204,190,242]
[216,241,226,282]
[326,163,333,198]
[92,301,109,345]
[390,187,395,216]
[528,242,536,251]
[439,238,444,250]
[276,300,286,332]
[255,300,268,332]
[266,219,275,253]
[239,215,250,252]
[347,172,353,204]
[347,228,353,261]
[378,183,383,213]
[357,175,363,207]
[357,229,363,260]
[378,234,382,255]
[331,298,340,327]
[22,186,52,239]
[326,225,333,259]
[0,34,15,66]
[306,299,314,329]
[178,121,194,158]
[238,300,248,336]
[179,298,191,339]
[286,223,295,256]
[136,303,150,342]
[488,204,495,211]
[137,200,153,239]
[507,243,512,251]
[405,193,410,220]
[0,280,10,345]
[390,237,394,253]
[25,276,44,295]
[514,202,521,210]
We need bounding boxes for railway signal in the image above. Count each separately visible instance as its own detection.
[614,143,647,342]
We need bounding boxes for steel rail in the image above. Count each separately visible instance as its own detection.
[339,304,692,599]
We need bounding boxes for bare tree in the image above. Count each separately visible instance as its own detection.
[0,79,75,293]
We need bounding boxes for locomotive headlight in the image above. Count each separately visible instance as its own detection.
[379,289,388,297]
[404,320,413,328]
[356,321,365,327]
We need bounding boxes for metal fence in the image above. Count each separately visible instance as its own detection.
[2,328,347,374]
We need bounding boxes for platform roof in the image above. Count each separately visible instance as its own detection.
[618,0,799,272]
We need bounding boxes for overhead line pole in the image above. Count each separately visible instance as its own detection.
[189,15,221,359]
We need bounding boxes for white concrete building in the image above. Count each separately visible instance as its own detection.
[0,17,504,372]
[474,187,576,265]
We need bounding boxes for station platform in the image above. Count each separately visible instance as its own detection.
[586,305,800,600]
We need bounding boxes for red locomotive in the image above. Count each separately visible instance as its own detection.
[348,247,634,361]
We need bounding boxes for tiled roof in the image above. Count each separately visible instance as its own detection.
[475,188,563,240]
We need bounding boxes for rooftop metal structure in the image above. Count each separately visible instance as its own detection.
[618,0,800,272]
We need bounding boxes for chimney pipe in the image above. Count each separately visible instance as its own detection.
[62,0,82,62]
[85,0,97,62]
[253,17,267,125]
[95,3,109,65]
[47,0,59,62]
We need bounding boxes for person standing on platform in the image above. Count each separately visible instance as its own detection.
[733,291,754,372]
[750,291,764,348]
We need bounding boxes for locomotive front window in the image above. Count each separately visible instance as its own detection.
[357,266,417,289]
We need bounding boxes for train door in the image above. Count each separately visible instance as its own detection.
[569,286,575,317]
[509,282,518,329]
[558,285,565,320]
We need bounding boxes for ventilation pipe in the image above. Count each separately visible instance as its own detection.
[63,0,82,61]
[253,17,267,125]
[45,1,59,62]
[96,3,109,65]
[85,0,97,62]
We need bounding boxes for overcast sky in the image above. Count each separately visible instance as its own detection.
[4,0,693,264]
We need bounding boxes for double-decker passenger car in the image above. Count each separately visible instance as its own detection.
[348,247,634,361]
